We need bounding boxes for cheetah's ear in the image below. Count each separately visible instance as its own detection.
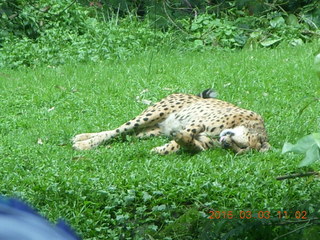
[197,89,218,99]
[256,134,271,152]
[259,142,271,152]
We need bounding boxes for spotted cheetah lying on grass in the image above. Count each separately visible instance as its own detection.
[73,89,270,154]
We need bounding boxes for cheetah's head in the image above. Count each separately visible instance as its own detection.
[219,126,251,153]
[219,125,270,153]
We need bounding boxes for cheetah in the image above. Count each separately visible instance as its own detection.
[72,89,270,154]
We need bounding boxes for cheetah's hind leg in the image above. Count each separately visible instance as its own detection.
[136,126,162,138]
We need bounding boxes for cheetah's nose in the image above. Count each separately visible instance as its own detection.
[219,136,226,143]
[220,136,231,148]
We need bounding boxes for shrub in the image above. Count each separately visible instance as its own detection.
[0,1,172,68]
[180,10,319,49]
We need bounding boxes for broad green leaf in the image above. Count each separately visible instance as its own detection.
[282,133,320,154]
[243,37,258,50]
[314,133,320,147]
[191,23,199,31]
[315,53,320,77]
[250,31,262,38]
[142,191,152,202]
[194,39,203,47]
[148,224,158,231]
[286,14,299,26]
[260,38,281,47]
[283,133,320,167]
[299,144,320,167]
[315,53,320,65]
[270,16,285,28]
[152,204,166,211]
[282,142,295,153]
[290,38,303,46]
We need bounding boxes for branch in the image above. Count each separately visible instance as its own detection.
[56,0,77,15]
[276,171,319,180]
[162,0,189,35]
[273,222,311,240]
[182,0,192,9]
[277,217,320,225]
[29,0,77,16]
[301,30,320,36]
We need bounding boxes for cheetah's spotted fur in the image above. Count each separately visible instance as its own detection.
[73,91,270,154]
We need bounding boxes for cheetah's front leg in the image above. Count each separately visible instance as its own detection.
[73,103,171,150]
[73,132,107,142]
[151,140,180,155]
[73,130,116,150]
[174,125,216,152]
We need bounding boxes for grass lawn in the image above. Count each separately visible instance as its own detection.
[1,43,319,239]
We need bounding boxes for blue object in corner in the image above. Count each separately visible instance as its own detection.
[0,197,80,240]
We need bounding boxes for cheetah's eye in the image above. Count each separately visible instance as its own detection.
[221,131,235,137]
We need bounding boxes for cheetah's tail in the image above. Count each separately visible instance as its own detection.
[197,88,218,99]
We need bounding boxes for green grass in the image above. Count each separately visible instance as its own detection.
[0,43,320,239]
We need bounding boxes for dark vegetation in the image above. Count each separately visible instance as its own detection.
[0,0,320,67]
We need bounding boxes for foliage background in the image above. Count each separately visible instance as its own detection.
[0,0,320,68]
[1,0,320,239]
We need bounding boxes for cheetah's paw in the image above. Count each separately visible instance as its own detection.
[72,133,97,143]
[73,139,97,150]
[151,146,169,155]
